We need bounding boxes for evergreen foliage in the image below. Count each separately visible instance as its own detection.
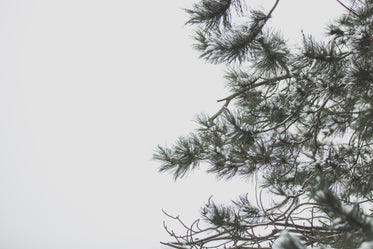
[154,0,373,248]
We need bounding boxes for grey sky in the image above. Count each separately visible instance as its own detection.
[0,1,344,248]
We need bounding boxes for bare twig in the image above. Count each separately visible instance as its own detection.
[160,242,187,249]
[267,0,281,19]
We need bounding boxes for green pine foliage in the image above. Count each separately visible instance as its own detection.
[154,0,373,248]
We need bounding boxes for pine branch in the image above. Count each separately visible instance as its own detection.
[157,1,373,248]
[209,74,293,123]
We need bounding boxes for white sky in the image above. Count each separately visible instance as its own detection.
[0,1,344,248]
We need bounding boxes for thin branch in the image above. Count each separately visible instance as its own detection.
[267,0,280,19]
[160,242,187,249]
[162,209,193,232]
[336,0,360,17]
[209,74,293,123]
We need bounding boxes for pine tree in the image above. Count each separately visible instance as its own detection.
[154,0,373,248]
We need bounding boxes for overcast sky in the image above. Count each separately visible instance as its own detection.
[0,1,344,248]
